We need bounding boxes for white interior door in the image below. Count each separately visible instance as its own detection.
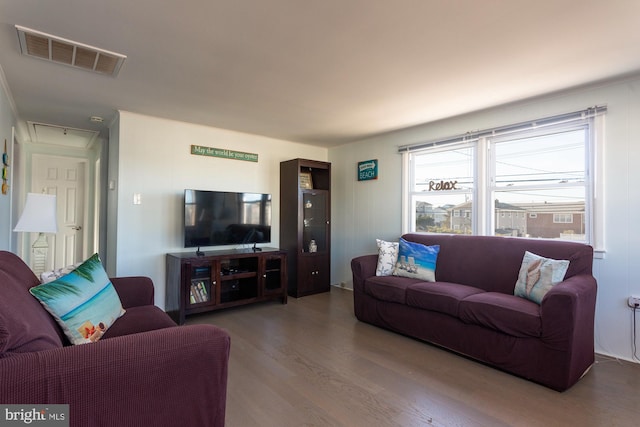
[32,154,86,269]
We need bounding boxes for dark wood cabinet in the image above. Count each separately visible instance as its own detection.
[298,254,330,295]
[280,159,331,297]
[166,248,287,324]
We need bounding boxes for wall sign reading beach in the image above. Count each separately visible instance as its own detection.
[191,145,258,162]
[358,159,378,181]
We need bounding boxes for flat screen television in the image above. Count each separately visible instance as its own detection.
[184,189,271,249]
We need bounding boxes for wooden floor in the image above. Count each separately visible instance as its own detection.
[187,288,640,427]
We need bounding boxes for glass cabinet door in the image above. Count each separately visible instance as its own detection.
[302,190,328,253]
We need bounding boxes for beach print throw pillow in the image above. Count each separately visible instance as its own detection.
[392,238,440,282]
[30,253,125,345]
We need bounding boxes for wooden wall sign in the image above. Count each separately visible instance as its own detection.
[191,145,258,162]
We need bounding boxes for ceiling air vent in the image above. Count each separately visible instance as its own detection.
[16,25,126,77]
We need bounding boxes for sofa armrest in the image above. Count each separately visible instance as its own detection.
[0,324,230,427]
[541,274,597,350]
[351,254,378,293]
[110,276,155,308]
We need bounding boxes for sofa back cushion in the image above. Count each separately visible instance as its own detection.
[0,251,64,355]
[401,234,593,294]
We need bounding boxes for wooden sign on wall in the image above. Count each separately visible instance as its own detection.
[191,145,258,162]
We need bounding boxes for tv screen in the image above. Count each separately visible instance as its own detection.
[184,189,271,248]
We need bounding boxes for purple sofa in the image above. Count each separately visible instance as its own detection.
[351,233,597,391]
[0,250,230,426]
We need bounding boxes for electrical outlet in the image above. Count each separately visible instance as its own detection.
[628,296,640,308]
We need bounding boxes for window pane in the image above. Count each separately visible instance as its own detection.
[411,146,474,234]
[413,194,473,234]
[493,187,585,241]
[493,129,585,188]
[412,146,474,192]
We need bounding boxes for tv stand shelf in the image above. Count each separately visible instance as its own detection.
[166,248,287,324]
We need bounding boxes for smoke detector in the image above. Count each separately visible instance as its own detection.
[16,25,126,77]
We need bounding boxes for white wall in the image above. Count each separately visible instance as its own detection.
[106,114,120,275]
[329,138,404,287]
[111,111,327,307]
[0,66,17,250]
[329,74,640,362]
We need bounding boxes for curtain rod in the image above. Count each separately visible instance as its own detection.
[397,105,607,153]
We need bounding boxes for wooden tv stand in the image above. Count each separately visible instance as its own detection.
[166,248,287,324]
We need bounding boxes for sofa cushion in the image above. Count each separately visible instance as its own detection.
[29,253,126,345]
[393,238,439,282]
[514,251,570,304]
[364,275,422,304]
[406,282,485,317]
[376,239,399,277]
[459,292,542,338]
[0,270,65,355]
[0,251,66,355]
[102,306,176,338]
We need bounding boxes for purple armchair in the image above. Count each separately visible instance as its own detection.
[0,251,230,427]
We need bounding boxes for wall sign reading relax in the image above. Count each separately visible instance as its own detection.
[191,145,258,162]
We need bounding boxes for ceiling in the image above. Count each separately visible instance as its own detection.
[1,1,640,147]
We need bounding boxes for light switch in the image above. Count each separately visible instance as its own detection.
[133,193,142,205]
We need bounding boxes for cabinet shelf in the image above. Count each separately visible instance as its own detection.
[280,159,331,297]
[166,248,287,324]
[221,271,256,280]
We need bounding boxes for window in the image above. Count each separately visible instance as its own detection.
[401,107,605,246]
[408,144,474,234]
[489,124,587,240]
[553,213,574,224]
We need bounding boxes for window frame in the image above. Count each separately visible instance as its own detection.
[401,108,605,253]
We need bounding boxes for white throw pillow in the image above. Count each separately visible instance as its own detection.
[376,239,399,276]
[40,263,82,284]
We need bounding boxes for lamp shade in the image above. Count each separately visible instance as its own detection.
[14,193,58,233]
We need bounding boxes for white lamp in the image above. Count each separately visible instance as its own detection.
[14,193,58,274]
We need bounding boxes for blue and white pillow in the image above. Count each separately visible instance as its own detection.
[30,253,125,345]
[376,239,399,276]
[392,238,440,282]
